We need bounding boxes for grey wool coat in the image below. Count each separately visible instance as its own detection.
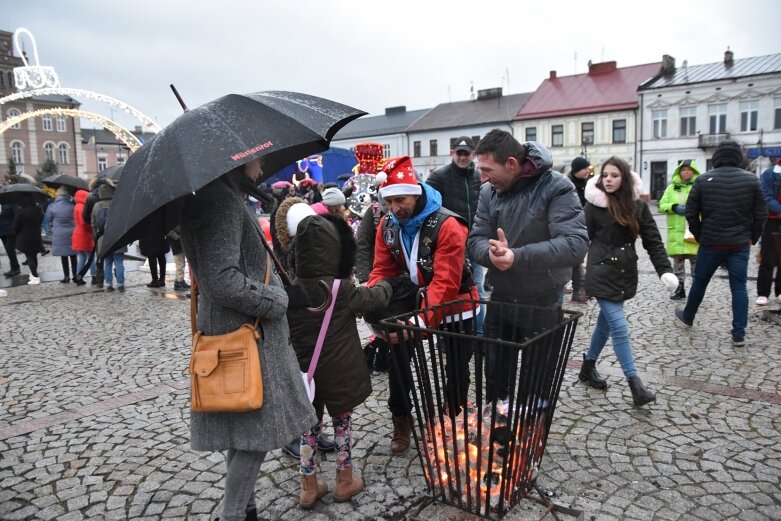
[44,195,77,257]
[180,175,316,453]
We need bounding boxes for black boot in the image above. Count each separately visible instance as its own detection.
[627,376,656,407]
[363,341,377,370]
[578,354,608,389]
[669,281,686,300]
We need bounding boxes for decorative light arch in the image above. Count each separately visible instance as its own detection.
[0,108,143,152]
[0,88,161,132]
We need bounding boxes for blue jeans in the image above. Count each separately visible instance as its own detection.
[586,298,637,378]
[76,251,96,277]
[470,256,487,335]
[683,245,749,339]
[103,253,125,287]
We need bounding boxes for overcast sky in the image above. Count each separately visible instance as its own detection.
[2,0,779,132]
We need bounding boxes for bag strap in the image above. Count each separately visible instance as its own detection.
[190,247,272,336]
[306,279,340,383]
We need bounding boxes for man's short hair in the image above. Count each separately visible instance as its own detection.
[474,129,526,165]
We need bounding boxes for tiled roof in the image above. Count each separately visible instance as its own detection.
[515,62,662,120]
[29,94,81,106]
[81,127,153,144]
[407,92,532,132]
[640,53,781,89]
[333,107,430,140]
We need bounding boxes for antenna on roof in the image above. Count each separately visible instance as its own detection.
[469,81,474,101]
[573,51,578,74]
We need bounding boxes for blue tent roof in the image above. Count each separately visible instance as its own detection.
[265,147,357,186]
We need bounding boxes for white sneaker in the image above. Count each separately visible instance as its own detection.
[27,276,41,285]
[0,289,7,297]
[564,281,573,293]
[756,296,769,305]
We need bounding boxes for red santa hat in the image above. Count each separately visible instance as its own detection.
[376,156,422,198]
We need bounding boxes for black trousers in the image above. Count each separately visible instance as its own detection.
[149,253,167,282]
[757,220,781,297]
[60,255,78,279]
[387,318,474,417]
[1,235,20,271]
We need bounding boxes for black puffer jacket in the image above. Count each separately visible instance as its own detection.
[685,166,767,247]
[583,173,672,301]
[426,161,481,229]
[467,141,589,302]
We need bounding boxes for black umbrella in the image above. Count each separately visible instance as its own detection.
[100,90,365,258]
[97,165,123,181]
[0,183,52,204]
[42,174,89,191]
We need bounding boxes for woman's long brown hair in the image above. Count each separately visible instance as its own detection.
[596,156,639,238]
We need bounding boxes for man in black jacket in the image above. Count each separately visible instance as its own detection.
[675,140,767,347]
[426,136,486,333]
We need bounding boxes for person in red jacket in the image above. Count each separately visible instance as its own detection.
[367,156,479,455]
[71,190,95,285]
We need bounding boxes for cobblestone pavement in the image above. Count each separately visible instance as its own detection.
[1,210,780,520]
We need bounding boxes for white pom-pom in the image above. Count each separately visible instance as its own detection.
[374,171,387,185]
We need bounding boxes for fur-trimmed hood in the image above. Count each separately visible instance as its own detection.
[585,170,643,208]
[273,196,308,252]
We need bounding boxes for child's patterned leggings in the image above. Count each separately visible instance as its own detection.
[299,411,352,475]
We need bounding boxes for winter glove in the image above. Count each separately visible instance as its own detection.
[661,272,679,292]
[285,282,312,309]
[672,204,686,215]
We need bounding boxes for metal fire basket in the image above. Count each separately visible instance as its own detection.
[376,299,581,520]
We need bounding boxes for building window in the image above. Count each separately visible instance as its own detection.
[775,98,781,129]
[58,143,69,164]
[551,125,563,147]
[680,106,696,137]
[612,119,626,143]
[652,109,668,138]
[383,144,391,157]
[44,142,55,161]
[8,108,21,129]
[581,121,594,145]
[413,141,421,158]
[708,103,727,134]
[471,135,480,146]
[739,100,759,132]
[429,139,438,157]
[42,114,52,131]
[11,141,24,164]
[525,127,537,142]
[56,115,66,132]
[97,156,108,172]
[117,155,126,166]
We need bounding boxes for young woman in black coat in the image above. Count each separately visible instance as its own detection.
[12,194,45,285]
[578,157,678,407]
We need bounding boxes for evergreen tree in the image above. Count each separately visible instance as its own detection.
[36,158,58,180]
[5,158,18,184]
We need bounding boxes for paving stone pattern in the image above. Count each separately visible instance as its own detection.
[1,210,779,520]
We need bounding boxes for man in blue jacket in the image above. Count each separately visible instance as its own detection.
[756,158,781,305]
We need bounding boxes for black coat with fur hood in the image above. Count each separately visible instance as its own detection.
[286,213,392,415]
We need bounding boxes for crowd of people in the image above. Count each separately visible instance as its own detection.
[1,135,775,521]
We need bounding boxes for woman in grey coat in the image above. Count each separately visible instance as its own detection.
[44,187,78,283]
[179,158,316,521]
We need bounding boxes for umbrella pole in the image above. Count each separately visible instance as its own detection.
[170,84,189,111]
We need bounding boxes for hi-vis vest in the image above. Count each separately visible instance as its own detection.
[381,208,473,293]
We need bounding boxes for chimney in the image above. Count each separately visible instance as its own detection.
[134,125,142,133]
[588,61,617,75]
[724,48,734,66]
[661,54,676,74]
[549,70,557,80]
[477,87,502,100]
[385,106,406,116]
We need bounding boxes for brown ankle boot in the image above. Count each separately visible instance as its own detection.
[333,467,364,502]
[390,415,411,455]
[298,473,327,509]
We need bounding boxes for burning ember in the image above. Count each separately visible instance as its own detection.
[420,399,548,514]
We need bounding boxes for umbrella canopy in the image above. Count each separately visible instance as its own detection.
[42,174,89,191]
[97,165,124,181]
[100,91,365,257]
[0,183,52,204]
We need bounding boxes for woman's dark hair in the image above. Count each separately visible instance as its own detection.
[596,156,639,238]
